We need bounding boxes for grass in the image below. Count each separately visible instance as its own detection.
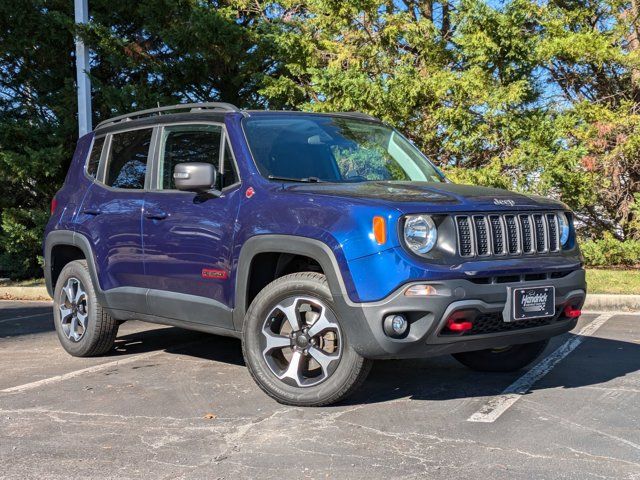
[0,278,45,287]
[586,269,640,295]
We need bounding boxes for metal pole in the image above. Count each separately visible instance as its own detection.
[74,0,92,136]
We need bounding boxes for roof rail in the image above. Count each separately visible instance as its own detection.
[335,111,379,121]
[95,102,241,129]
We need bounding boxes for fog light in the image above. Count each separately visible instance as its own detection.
[383,314,408,337]
[405,284,437,296]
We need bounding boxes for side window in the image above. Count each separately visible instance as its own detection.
[221,140,239,188]
[86,136,105,178]
[105,129,153,189]
[159,125,222,190]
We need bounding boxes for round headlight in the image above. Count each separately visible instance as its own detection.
[558,212,570,246]
[404,215,438,254]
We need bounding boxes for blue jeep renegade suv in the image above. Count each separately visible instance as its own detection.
[44,102,586,406]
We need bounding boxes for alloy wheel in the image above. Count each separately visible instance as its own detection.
[58,277,89,342]
[261,296,342,387]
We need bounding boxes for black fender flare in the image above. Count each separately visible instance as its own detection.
[232,235,353,331]
[44,230,104,301]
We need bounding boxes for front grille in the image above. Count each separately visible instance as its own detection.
[505,215,519,254]
[456,216,473,257]
[467,270,574,285]
[456,212,562,258]
[473,216,489,256]
[533,214,546,252]
[489,215,504,255]
[546,214,559,252]
[520,215,533,253]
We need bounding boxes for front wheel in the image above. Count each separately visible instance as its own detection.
[242,272,372,406]
[452,340,549,372]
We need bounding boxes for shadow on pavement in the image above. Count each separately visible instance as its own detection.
[3,304,638,406]
[0,304,54,338]
[345,335,640,405]
[142,328,640,406]
[113,328,245,366]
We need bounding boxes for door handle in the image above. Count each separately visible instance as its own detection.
[145,210,168,220]
[82,208,102,216]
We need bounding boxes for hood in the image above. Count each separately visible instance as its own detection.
[284,181,567,213]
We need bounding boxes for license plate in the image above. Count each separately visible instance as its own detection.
[512,286,555,321]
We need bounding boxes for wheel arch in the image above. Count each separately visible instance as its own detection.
[233,235,350,331]
[44,231,103,300]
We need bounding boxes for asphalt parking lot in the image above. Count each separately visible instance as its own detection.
[1,302,639,479]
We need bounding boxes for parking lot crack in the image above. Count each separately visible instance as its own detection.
[212,407,297,463]
[0,407,199,424]
[555,445,640,469]
[521,400,640,452]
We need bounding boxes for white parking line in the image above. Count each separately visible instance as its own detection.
[1,340,203,394]
[467,313,614,423]
[0,312,52,324]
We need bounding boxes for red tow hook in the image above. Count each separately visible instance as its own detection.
[447,317,473,332]
[563,305,582,318]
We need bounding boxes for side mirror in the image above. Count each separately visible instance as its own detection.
[173,163,219,194]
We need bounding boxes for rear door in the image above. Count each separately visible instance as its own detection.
[142,123,242,328]
[75,127,153,304]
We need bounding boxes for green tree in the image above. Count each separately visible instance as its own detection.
[535,0,640,240]
[0,0,76,278]
[258,0,640,241]
[261,0,546,177]
[0,0,291,278]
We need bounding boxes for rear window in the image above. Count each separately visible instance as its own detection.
[105,129,153,189]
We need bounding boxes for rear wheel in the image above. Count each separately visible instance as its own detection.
[452,340,549,372]
[53,260,119,357]
[242,272,372,406]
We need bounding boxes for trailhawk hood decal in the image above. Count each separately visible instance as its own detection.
[284,181,566,212]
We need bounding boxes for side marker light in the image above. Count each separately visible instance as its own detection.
[373,216,386,245]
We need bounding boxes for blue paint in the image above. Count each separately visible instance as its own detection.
[45,111,582,308]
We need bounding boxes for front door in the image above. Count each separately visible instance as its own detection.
[142,123,241,328]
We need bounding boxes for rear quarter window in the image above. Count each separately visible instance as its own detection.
[86,136,105,178]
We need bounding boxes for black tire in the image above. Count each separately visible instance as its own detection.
[452,339,549,372]
[242,272,372,406]
[53,260,119,357]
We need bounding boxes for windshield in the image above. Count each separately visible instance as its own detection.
[242,115,445,183]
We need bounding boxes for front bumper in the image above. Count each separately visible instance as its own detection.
[335,269,586,359]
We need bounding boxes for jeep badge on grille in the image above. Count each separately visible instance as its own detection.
[494,198,516,206]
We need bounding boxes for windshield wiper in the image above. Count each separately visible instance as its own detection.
[267,175,323,183]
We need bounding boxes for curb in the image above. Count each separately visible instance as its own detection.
[582,294,640,312]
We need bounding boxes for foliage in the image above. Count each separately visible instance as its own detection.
[0,0,76,278]
[580,233,640,267]
[1,0,640,278]
[0,208,49,278]
[0,0,286,278]
[332,144,410,181]
[260,0,640,242]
